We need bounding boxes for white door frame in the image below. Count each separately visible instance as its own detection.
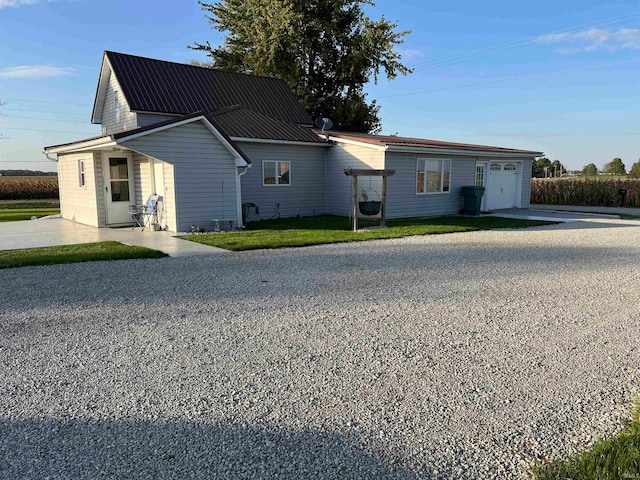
[103,152,135,225]
[475,161,489,211]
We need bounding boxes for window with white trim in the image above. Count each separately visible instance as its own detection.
[504,163,517,171]
[263,161,290,186]
[416,158,450,194]
[114,90,120,122]
[490,163,502,171]
[78,159,86,187]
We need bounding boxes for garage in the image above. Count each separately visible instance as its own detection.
[485,162,520,210]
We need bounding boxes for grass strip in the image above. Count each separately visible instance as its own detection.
[0,207,60,222]
[179,215,555,251]
[533,403,640,480]
[0,241,167,269]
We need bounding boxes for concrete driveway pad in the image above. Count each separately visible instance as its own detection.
[1,220,640,479]
[0,218,228,256]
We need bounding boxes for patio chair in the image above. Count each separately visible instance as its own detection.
[129,195,160,231]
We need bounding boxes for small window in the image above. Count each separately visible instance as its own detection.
[263,161,290,186]
[490,163,502,171]
[114,90,120,122]
[78,159,85,187]
[504,163,517,171]
[475,165,485,187]
[417,158,450,194]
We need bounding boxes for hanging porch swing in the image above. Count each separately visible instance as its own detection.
[343,168,395,231]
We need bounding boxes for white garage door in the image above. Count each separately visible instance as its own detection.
[486,162,519,210]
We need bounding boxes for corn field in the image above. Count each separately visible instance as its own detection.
[0,176,59,200]
[531,177,640,207]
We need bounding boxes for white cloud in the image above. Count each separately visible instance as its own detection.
[0,65,75,79]
[0,0,61,8]
[398,48,423,60]
[537,28,640,52]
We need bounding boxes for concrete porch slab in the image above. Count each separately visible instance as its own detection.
[0,218,229,256]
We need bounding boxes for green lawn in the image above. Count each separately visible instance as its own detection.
[533,403,640,480]
[0,202,60,222]
[0,241,167,269]
[179,215,556,251]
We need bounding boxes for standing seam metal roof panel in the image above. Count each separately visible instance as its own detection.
[105,51,312,125]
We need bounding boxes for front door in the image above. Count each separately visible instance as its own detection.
[104,154,134,225]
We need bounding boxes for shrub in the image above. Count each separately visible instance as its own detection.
[0,176,59,200]
[531,177,640,207]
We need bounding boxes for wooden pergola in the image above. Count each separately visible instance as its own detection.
[343,168,395,232]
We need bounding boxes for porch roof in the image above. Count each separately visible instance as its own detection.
[44,112,251,166]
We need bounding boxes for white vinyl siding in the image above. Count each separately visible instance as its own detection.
[101,72,137,134]
[385,152,475,218]
[121,121,235,232]
[133,153,152,205]
[136,113,180,128]
[325,142,385,217]
[57,152,100,227]
[239,142,327,221]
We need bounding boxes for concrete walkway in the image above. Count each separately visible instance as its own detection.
[485,207,634,223]
[530,204,640,216]
[0,218,229,256]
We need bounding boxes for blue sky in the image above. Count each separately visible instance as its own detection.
[0,0,638,172]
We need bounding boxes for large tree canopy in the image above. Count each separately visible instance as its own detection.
[582,163,598,176]
[192,0,411,133]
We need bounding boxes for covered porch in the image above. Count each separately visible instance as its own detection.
[44,113,250,233]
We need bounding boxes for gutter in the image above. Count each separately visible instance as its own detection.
[236,164,251,228]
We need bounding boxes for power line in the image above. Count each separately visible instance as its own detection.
[4,108,88,117]
[3,115,91,124]
[409,11,640,73]
[0,126,98,134]
[378,57,640,99]
[3,98,92,106]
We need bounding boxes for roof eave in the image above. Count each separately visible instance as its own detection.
[385,144,543,158]
[44,136,116,154]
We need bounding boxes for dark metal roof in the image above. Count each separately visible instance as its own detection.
[105,51,313,125]
[324,130,543,155]
[212,106,326,143]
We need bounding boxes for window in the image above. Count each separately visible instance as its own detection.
[475,164,485,187]
[504,163,517,171]
[416,158,450,194]
[78,159,85,187]
[263,161,290,186]
[490,163,502,171]
[114,90,120,122]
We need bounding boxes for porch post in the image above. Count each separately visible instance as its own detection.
[352,175,358,231]
[381,175,388,227]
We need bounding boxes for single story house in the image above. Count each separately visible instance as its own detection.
[44,51,543,232]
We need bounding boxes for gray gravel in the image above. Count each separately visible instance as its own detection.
[1,219,640,479]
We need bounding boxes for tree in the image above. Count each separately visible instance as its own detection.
[603,157,626,176]
[551,160,566,177]
[582,163,598,176]
[532,157,552,178]
[629,161,640,177]
[192,0,412,133]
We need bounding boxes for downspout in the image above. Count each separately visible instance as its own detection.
[236,163,251,228]
[44,152,58,162]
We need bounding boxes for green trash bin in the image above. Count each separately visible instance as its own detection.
[461,186,485,215]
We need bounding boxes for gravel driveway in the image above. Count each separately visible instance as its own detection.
[1,219,640,479]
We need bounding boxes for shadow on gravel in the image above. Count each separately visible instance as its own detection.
[0,417,415,479]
